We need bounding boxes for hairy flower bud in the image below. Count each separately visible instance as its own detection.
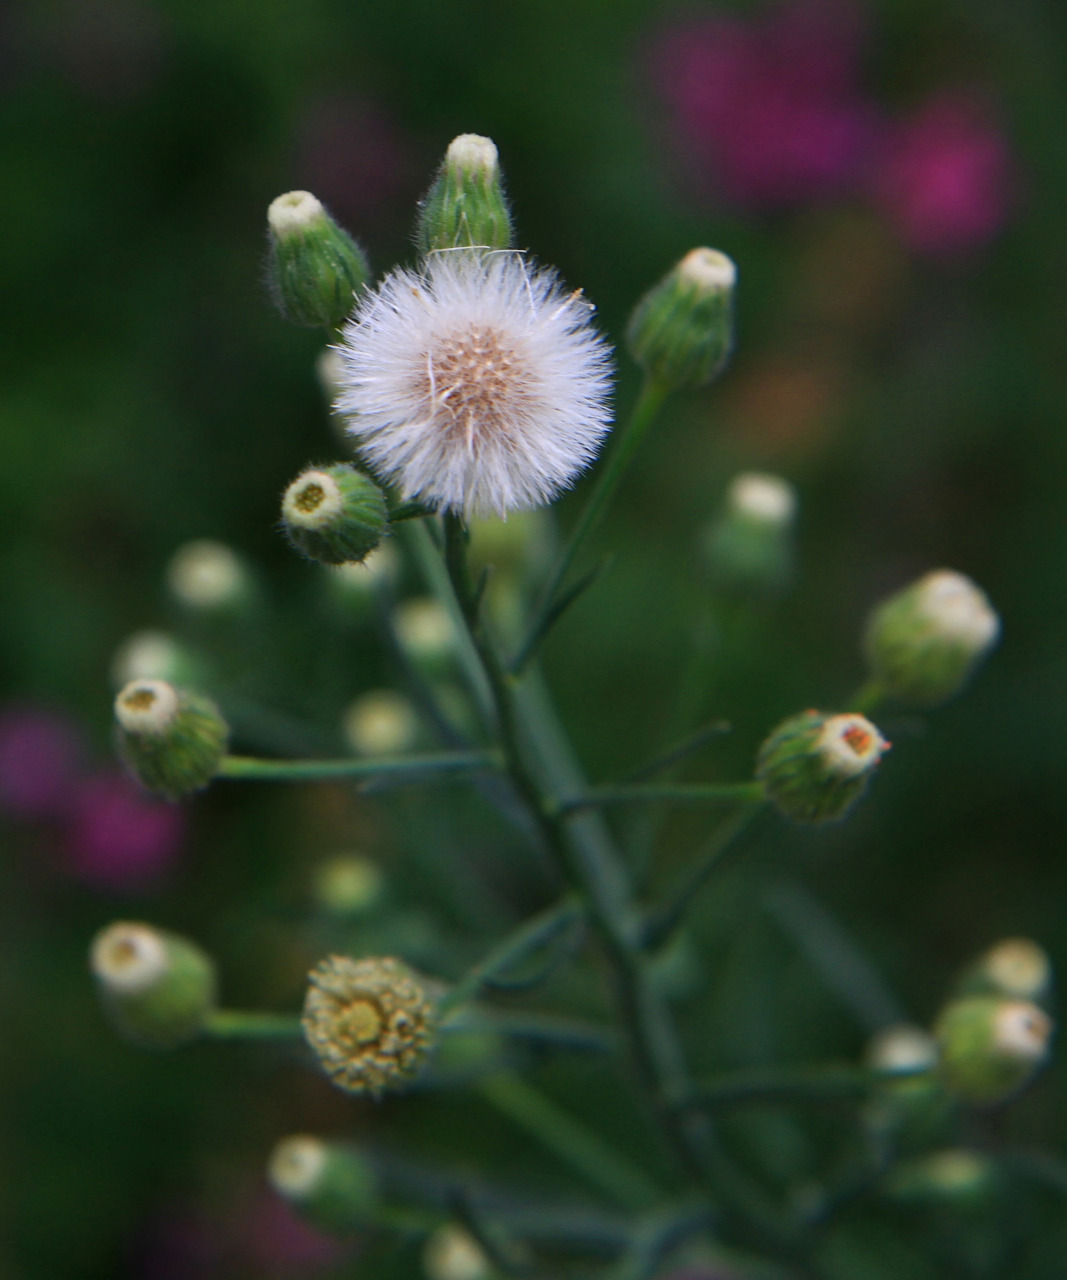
[416,133,513,254]
[961,938,1052,1003]
[90,921,216,1048]
[703,471,797,592]
[936,995,1052,1105]
[281,464,389,566]
[268,1134,378,1233]
[756,710,888,824]
[267,190,370,328]
[114,679,228,800]
[302,955,436,1095]
[864,570,1000,708]
[626,247,736,389]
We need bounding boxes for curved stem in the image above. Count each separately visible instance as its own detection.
[217,750,498,784]
[512,379,669,673]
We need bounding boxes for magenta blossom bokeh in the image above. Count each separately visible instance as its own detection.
[651,0,1015,255]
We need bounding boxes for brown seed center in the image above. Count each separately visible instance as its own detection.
[424,325,525,441]
[294,482,325,513]
[338,998,383,1047]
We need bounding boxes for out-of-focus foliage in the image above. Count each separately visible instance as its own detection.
[3,0,1067,1276]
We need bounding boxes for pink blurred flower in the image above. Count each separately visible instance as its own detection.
[869,91,1014,255]
[0,707,82,820]
[653,0,877,208]
[65,770,184,891]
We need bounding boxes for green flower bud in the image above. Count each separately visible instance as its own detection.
[281,464,389,566]
[416,133,513,254]
[882,1149,996,1208]
[626,247,736,389]
[268,1134,378,1234]
[864,570,1000,708]
[756,710,888,824]
[267,190,370,328]
[90,921,217,1048]
[959,938,1052,1004]
[302,955,437,1096]
[114,679,228,800]
[935,995,1052,1105]
[703,471,797,593]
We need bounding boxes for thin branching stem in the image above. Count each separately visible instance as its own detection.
[217,750,498,784]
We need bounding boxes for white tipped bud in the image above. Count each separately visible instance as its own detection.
[993,1000,1052,1062]
[915,571,1000,650]
[727,472,797,527]
[91,922,169,994]
[980,938,1051,1002]
[394,597,455,663]
[268,190,326,235]
[167,540,248,611]
[423,1225,492,1280]
[342,690,419,756]
[446,133,499,176]
[282,469,345,530]
[114,679,180,736]
[269,1135,329,1199]
[678,246,737,294]
[867,1023,939,1074]
[816,714,889,779]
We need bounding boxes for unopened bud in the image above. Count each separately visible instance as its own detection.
[313,855,384,916]
[703,472,797,593]
[962,938,1052,1003]
[864,570,1000,708]
[626,247,736,389]
[342,689,419,756]
[867,1023,939,1075]
[90,921,216,1048]
[302,955,436,1096]
[167,540,251,612]
[268,1134,378,1233]
[281,464,388,566]
[416,134,512,254]
[423,1224,493,1280]
[267,191,370,328]
[756,710,888,824]
[883,1149,996,1207]
[114,679,228,799]
[936,995,1052,1105]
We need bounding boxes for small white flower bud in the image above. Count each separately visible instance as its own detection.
[416,133,512,254]
[90,921,217,1048]
[312,855,384,916]
[727,472,797,527]
[816,714,889,779]
[268,190,325,234]
[867,1023,939,1074]
[423,1225,492,1280]
[678,246,737,294]
[446,133,499,176]
[756,710,888,824]
[342,690,419,756]
[269,1134,329,1199]
[269,1133,378,1231]
[167,540,249,611]
[394,597,455,666]
[993,1000,1051,1061]
[267,191,369,328]
[980,938,1051,1002]
[115,679,180,737]
[281,464,389,566]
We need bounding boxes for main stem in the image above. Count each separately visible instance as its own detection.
[440,513,707,1188]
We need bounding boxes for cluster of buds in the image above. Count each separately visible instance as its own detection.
[114,678,228,800]
[756,710,888,824]
[90,921,216,1048]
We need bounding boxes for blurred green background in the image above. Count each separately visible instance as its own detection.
[3,0,1067,1276]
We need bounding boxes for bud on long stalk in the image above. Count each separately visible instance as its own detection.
[756,710,888,824]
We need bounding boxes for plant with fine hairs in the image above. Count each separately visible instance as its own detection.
[94,133,1046,1280]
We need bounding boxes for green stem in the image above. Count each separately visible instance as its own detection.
[442,1009,617,1054]
[642,800,765,950]
[512,379,669,673]
[438,896,583,1015]
[479,1072,662,1210]
[687,1063,927,1110]
[217,750,497,784]
[847,678,885,717]
[203,1010,303,1040]
[558,781,765,814]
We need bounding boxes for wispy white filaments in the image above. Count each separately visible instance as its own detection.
[334,251,614,518]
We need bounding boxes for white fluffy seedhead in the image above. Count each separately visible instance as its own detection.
[335,250,613,518]
[816,714,888,779]
[91,922,169,994]
[114,678,180,736]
